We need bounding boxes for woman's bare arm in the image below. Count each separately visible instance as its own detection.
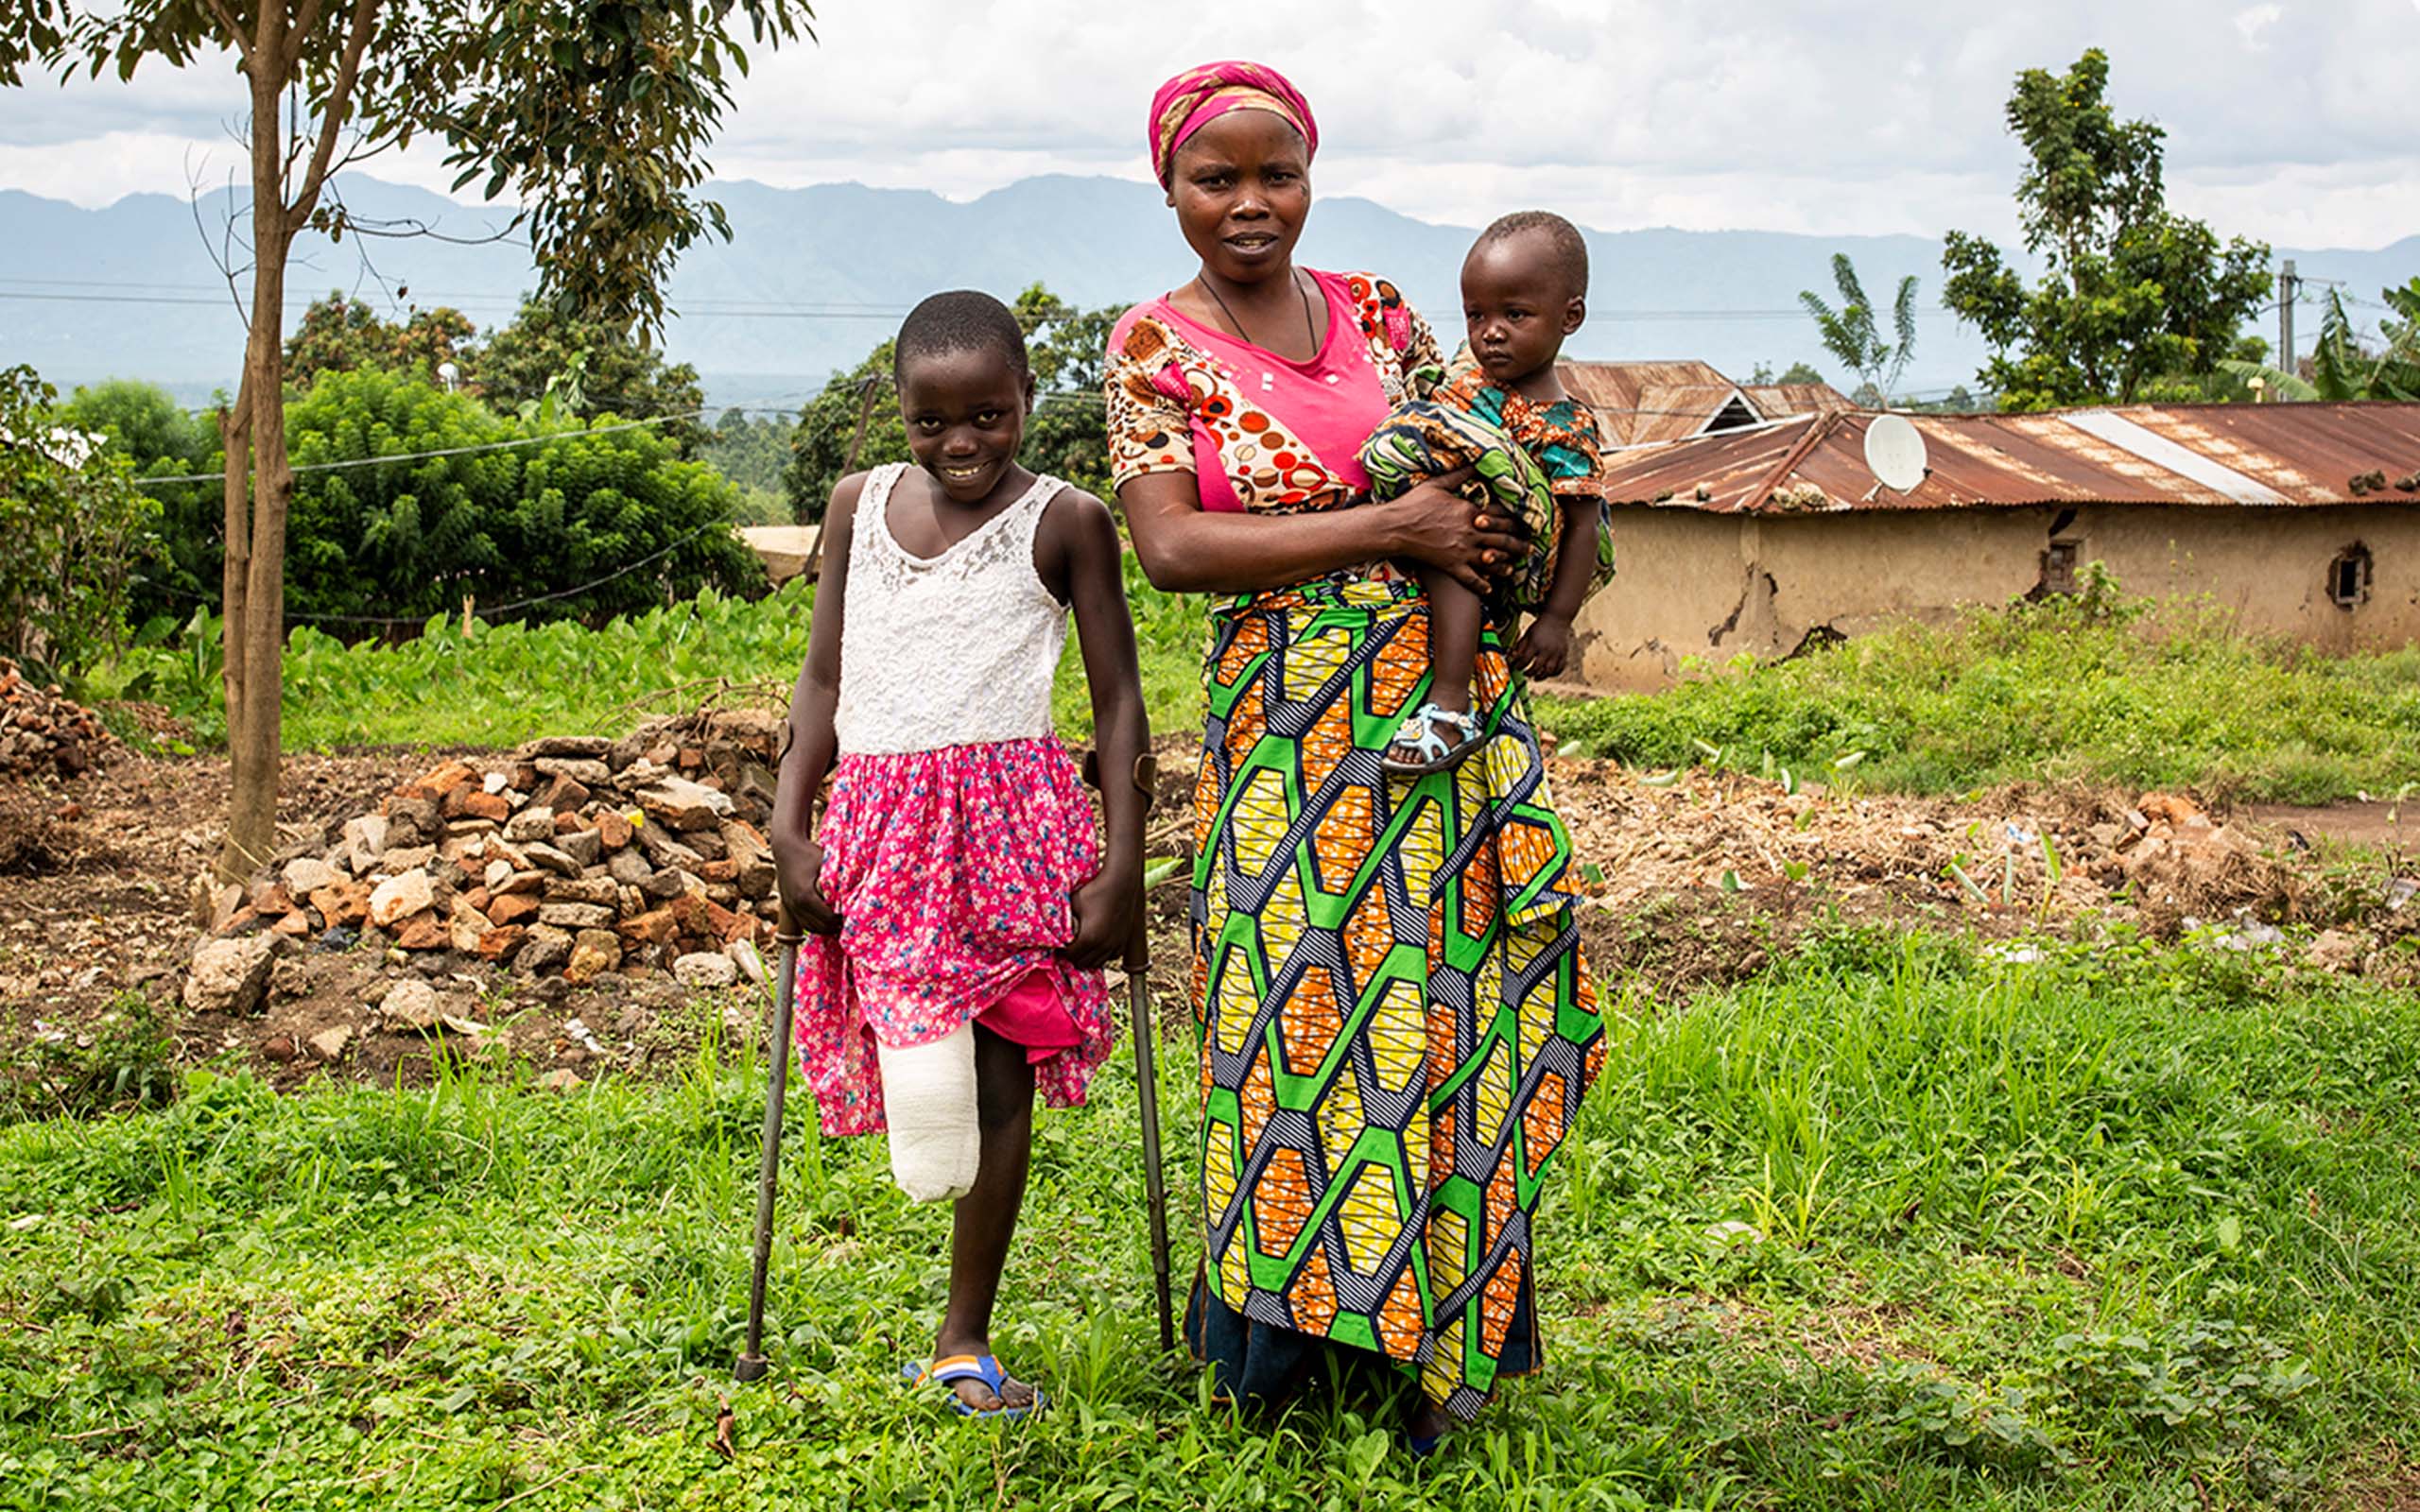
[1118,466,1521,597]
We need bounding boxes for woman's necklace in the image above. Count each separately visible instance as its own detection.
[1195,269,1317,360]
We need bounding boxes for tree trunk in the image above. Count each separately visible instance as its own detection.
[215,391,252,881]
[215,42,294,885]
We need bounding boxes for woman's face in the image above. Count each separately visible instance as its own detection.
[897,347,1033,505]
[1167,110,1311,286]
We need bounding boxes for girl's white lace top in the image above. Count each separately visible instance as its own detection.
[834,462,1071,757]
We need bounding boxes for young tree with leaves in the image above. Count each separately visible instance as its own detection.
[1798,255,1916,406]
[1942,49,2269,412]
[2,1,815,882]
[475,296,711,456]
[285,293,477,388]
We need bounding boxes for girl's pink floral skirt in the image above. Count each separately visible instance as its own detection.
[793,736,1115,1137]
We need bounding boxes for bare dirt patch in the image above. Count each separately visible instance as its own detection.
[1,735,2412,1093]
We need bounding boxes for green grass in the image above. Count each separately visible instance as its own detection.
[93,576,2420,805]
[1539,594,2420,804]
[95,557,1213,753]
[4,930,2415,1508]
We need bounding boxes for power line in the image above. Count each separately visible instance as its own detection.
[130,518,735,627]
[0,276,1978,325]
[129,407,714,485]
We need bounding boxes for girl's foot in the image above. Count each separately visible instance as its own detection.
[1404,1397,1453,1455]
[1380,702,1485,775]
[925,1340,1036,1414]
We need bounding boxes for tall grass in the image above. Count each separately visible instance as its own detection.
[95,557,1212,753]
[1541,594,2420,803]
[95,576,2420,805]
[3,931,2414,1507]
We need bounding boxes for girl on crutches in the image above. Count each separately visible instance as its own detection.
[764,289,1149,1419]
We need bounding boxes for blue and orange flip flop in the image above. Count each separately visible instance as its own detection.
[901,1353,1046,1419]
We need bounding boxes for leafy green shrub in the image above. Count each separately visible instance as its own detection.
[279,368,762,627]
[1875,1361,2063,1471]
[0,367,161,678]
[68,370,762,637]
[56,379,219,629]
[2054,1321,2315,1438]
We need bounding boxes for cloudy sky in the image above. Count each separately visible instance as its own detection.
[2,0,2416,249]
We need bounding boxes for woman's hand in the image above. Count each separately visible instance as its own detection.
[1382,466,1526,595]
[1065,867,1140,971]
[772,837,844,937]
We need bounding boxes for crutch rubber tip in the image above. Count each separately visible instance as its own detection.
[734,1353,769,1383]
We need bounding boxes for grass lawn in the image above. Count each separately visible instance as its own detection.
[93,581,2414,809]
[1540,596,2420,806]
[4,930,2413,1508]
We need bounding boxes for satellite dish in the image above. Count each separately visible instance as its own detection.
[1864,413,1928,493]
[437,360,460,391]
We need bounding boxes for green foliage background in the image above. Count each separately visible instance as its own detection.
[0,366,158,675]
[66,369,762,638]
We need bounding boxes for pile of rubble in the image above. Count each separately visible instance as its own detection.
[0,659,115,781]
[1551,762,2303,934]
[189,711,789,1014]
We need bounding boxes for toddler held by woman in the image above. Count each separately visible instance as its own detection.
[1363,211,1615,773]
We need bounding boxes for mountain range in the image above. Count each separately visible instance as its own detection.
[4,172,2413,409]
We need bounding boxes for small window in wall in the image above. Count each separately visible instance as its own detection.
[2328,543,2373,610]
[2041,540,2081,595]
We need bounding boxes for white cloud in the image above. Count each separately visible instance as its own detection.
[2,1,2417,245]
[2234,4,2285,48]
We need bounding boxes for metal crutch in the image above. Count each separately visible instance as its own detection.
[735,907,804,1383]
[1088,749,1176,1352]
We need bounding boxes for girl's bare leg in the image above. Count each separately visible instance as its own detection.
[933,1023,1036,1410]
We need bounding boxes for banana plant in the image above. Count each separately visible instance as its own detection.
[2221,279,2420,403]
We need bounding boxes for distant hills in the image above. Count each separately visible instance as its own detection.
[5,172,2413,408]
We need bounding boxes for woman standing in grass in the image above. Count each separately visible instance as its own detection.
[1107,60,1605,1451]
[770,290,1150,1419]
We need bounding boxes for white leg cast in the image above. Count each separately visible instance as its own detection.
[875,1022,979,1203]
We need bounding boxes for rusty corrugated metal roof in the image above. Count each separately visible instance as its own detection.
[1555,360,1754,445]
[1555,359,1732,413]
[1740,382,1856,418]
[1595,403,2420,514]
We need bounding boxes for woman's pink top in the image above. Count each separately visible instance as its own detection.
[1105,269,1431,515]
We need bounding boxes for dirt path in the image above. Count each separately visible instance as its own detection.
[2242,800,2413,850]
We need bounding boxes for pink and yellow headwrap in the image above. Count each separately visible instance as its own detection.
[1148,60,1318,188]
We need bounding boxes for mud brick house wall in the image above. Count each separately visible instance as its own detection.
[1572,403,2420,692]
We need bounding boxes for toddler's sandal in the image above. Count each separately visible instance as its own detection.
[903,1352,1045,1420]
[1379,703,1486,776]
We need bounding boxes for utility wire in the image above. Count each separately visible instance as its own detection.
[129,407,713,485]
[138,391,859,627]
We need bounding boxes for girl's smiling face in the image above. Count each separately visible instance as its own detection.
[1167,109,1311,286]
[897,346,1033,505]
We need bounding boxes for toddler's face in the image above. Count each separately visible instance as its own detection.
[1461,234,1583,388]
[898,348,1033,505]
